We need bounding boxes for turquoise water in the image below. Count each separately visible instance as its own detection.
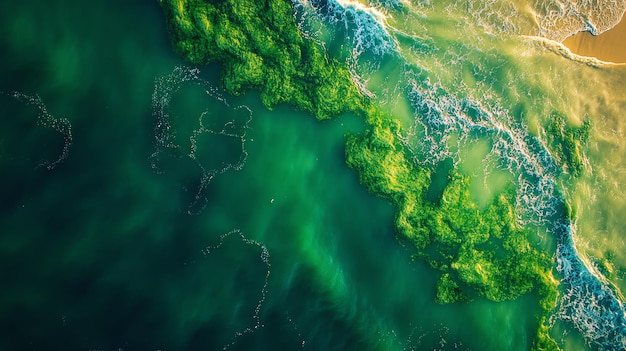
[2,0,626,350]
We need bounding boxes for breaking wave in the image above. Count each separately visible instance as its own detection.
[299,0,626,347]
[552,221,626,350]
[294,0,397,61]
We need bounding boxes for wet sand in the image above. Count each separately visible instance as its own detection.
[563,12,626,63]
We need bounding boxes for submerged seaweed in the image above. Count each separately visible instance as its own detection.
[158,0,363,120]
[157,0,626,350]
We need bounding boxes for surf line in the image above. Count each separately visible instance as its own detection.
[406,72,626,349]
[418,80,626,349]
[551,220,626,349]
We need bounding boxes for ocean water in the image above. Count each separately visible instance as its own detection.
[1,0,625,350]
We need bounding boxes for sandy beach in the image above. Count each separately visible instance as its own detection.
[562,12,626,63]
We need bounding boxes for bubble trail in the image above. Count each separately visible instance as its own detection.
[2,91,73,170]
[285,312,307,348]
[151,66,252,214]
[400,324,469,351]
[201,229,271,350]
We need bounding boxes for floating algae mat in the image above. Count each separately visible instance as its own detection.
[1,0,626,350]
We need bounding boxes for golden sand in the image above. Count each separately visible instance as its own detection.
[562,13,626,63]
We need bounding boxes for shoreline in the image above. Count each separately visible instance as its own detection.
[562,11,626,64]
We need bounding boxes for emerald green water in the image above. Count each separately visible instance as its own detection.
[3,1,626,350]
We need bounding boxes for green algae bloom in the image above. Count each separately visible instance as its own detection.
[546,112,590,177]
[158,0,560,349]
[345,106,559,350]
[158,0,363,120]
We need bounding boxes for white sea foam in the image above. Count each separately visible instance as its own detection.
[285,312,307,348]
[552,222,626,350]
[403,71,626,348]
[457,0,626,41]
[399,51,626,349]
[404,75,561,225]
[294,0,398,61]
[523,35,607,67]
[369,0,406,10]
[323,2,626,345]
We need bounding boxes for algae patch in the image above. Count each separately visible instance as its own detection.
[158,1,561,349]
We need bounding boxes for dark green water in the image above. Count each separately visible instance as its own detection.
[0,1,558,350]
[0,1,393,349]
